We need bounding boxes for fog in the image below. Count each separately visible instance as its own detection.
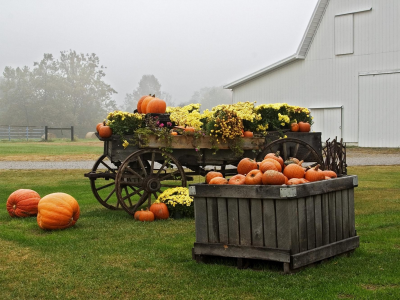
[0,0,318,106]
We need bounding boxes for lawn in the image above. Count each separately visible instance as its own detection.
[0,166,399,299]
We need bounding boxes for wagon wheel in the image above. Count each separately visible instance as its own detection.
[115,149,187,216]
[257,138,324,169]
[87,155,121,210]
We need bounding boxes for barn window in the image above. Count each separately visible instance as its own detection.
[334,14,354,55]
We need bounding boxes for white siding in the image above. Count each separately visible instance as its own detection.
[310,107,342,142]
[334,14,353,55]
[231,0,400,146]
[359,72,400,147]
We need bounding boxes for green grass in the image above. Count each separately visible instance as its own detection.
[0,167,399,299]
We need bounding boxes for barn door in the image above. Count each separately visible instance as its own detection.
[359,72,400,147]
[310,107,342,143]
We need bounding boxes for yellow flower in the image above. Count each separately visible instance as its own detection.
[122,140,129,149]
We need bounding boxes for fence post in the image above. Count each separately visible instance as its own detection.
[8,125,11,141]
[45,126,48,141]
[26,126,29,141]
[71,126,74,141]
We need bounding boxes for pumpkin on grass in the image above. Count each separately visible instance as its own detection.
[150,202,169,220]
[138,209,155,222]
[6,189,41,217]
[37,193,80,230]
[237,158,258,175]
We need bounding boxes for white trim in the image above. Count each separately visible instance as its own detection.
[359,69,400,76]
[223,55,298,89]
[309,106,343,109]
[335,7,372,16]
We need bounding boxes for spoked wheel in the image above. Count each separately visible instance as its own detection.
[85,155,121,210]
[257,138,324,169]
[115,149,187,217]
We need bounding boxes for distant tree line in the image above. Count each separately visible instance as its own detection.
[0,50,117,137]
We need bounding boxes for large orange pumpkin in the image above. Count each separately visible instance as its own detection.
[146,98,167,114]
[299,122,311,132]
[264,151,284,169]
[237,158,258,175]
[137,95,150,113]
[262,158,282,172]
[6,189,41,217]
[305,165,325,182]
[141,96,156,114]
[150,202,169,220]
[37,193,80,230]
[259,160,279,173]
[283,161,305,179]
[138,210,155,222]
[209,177,228,184]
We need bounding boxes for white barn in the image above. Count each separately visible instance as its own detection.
[224,0,400,147]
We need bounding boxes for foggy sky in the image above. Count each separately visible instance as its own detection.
[0,0,318,106]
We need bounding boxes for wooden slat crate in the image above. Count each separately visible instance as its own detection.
[190,175,359,272]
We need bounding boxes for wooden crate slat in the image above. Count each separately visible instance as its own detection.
[348,188,356,237]
[329,192,337,243]
[239,199,252,246]
[298,198,308,252]
[263,199,277,248]
[306,196,316,250]
[342,190,350,239]
[217,198,229,244]
[291,236,359,269]
[227,199,240,245]
[207,198,219,243]
[289,199,300,254]
[321,193,330,245]
[335,190,343,241]
[276,200,291,250]
[194,197,208,243]
[314,195,323,248]
[251,199,264,247]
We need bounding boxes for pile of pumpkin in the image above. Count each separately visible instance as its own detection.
[206,152,337,185]
[133,202,169,222]
[6,189,80,230]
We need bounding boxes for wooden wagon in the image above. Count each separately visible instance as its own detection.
[84,131,324,217]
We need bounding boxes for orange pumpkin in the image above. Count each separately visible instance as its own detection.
[209,177,228,185]
[98,125,112,138]
[262,170,286,185]
[138,209,155,222]
[243,131,253,138]
[146,98,167,114]
[6,189,41,217]
[150,202,169,220]
[298,122,311,132]
[96,122,103,132]
[237,158,258,175]
[264,151,284,169]
[283,160,305,179]
[137,95,150,113]
[184,127,195,135]
[228,174,246,185]
[259,160,278,173]
[322,170,337,178]
[262,158,282,172]
[134,210,142,220]
[141,95,155,114]
[37,193,80,230]
[245,169,263,185]
[305,165,325,182]
[170,131,178,136]
[290,123,299,132]
[205,171,223,183]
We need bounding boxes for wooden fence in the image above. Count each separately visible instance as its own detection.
[0,125,45,141]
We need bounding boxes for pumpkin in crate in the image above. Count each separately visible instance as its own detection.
[209,177,228,184]
[228,174,246,185]
[298,122,311,132]
[262,170,286,185]
[150,202,169,220]
[283,160,305,179]
[146,98,167,114]
[6,189,41,217]
[261,158,282,172]
[305,165,325,182]
[264,151,284,169]
[237,158,258,175]
[245,170,263,185]
[205,171,223,184]
[291,122,299,132]
[37,193,80,230]
[98,124,112,138]
[322,170,337,178]
[259,160,278,173]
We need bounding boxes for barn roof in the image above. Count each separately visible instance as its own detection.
[224,0,330,89]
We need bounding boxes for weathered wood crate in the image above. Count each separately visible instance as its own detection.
[190,175,359,273]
